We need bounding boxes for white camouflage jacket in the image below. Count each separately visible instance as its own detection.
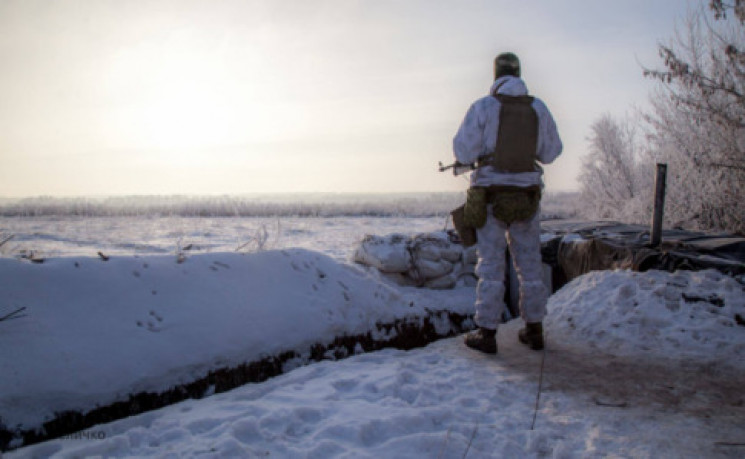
[452,75,562,188]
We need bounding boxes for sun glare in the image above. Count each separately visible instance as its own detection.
[108,33,298,162]
[141,84,231,152]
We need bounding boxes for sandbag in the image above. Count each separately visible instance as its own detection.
[352,231,474,289]
[424,273,458,290]
[416,243,443,262]
[411,233,463,263]
[439,244,463,263]
[414,258,454,279]
[352,234,411,273]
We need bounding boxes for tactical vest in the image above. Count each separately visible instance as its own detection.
[479,94,538,173]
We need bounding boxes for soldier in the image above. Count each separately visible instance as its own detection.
[453,52,563,354]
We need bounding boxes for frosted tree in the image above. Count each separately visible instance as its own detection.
[578,115,652,222]
[644,2,745,234]
[580,3,745,234]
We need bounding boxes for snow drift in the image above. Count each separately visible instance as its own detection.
[546,268,745,364]
[0,249,475,450]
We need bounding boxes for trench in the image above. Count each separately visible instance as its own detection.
[0,310,473,452]
[539,220,745,291]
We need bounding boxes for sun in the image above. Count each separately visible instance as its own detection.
[141,81,233,152]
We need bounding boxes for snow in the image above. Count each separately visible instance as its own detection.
[0,249,474,433]
[2,214,745,458]
[0,216,446,262]
[546,269,745,364]
[9,314,745,458]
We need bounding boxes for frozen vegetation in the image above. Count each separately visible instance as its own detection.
[579,4,745,235]
[0,192,579,261]
[0,192,579,219]
[0,193,463,218]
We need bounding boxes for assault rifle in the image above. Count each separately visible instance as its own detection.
[438,161,476,176]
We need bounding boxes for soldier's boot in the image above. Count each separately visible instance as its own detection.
[464,327,497,354]
[518,322,544,351]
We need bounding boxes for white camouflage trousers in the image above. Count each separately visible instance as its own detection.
[474,207,548,329]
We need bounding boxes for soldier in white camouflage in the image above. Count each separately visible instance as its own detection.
[453,52,563,354]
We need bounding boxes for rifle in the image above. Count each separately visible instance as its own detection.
[438,161,476,176]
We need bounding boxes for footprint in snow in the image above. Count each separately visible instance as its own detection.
[136,310,165,332]
[332,378,359,392]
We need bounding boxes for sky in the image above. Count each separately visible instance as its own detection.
[0,0,695,197]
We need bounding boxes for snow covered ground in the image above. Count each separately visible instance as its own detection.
[0,249,474,437]
[2,214,745,458]
[8,268,745,458]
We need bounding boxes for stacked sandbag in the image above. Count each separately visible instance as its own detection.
[352,233,411,273]
[352,231,478,289]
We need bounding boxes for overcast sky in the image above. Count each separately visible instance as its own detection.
[0,0,695,197]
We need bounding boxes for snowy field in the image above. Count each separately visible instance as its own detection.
[0,192,578,261]
[2,194,744,458]
[0,214,446,262]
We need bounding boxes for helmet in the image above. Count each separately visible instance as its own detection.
[494,52,520,79]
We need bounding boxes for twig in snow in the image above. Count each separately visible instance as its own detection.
[462,423,478,459]
[0,306,27,322]
[436,427,452,459]
[235,240,253,252]
[174,238,188,264]
[593,397,629,408]
[0,234,14,248]
[235,223,273,253]
[97,251,110,261]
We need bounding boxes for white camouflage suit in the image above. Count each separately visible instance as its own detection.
[453,75,562,329]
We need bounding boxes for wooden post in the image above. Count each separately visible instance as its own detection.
[650,163,667,247]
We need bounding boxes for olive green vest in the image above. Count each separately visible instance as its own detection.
[480,94,538,173]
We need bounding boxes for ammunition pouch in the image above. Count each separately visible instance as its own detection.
[450,205,477,247]
[464,187,489,229]
[450,187,489,248]
[451,184,540,247]
[488,185,541,224]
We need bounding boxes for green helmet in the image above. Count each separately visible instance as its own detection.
[494,52,520,79]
